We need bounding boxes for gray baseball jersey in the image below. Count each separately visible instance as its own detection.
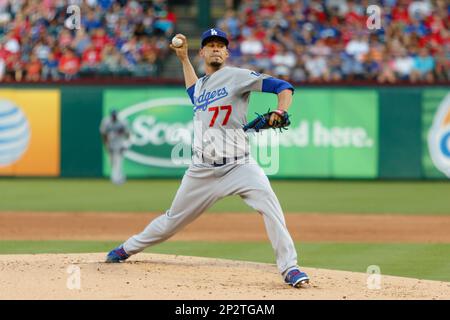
[122,66,301,277]
[100,117,130,185]
[189,66,271,164]
[99,117,130,151]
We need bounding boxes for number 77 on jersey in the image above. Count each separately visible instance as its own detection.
[208,105,232,127]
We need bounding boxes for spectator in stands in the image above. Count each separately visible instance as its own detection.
[4,33,20,55]
[225,39,242,67]
[309,38,331,57]
[218,9,241,39]
[271,44,297,76]
[73,28,92,56]
[345,34,369,62]
[42,51,59,80]
[59,48,81,80]
[410,47,435,82]
[291,62,307,82]
[434,51,450,82]
[82,9,102,32]
[240,33,264,56]
[99,44,123,75]
[408,0,432,21]
[3,47,24,81]
[58,29,73,48]
[153,3,176,36]
[81,43,101,74]
[391,1,410,24]
[377,56,397,83]
[34,41,51,63]
[328,54,343,81]
[124,0,144,22]
[91,28,112,51]
[105,2,122,35]
[304,53,329,82]
[404,18,428,37]
[25,54,41,82]
[393,49,414,81]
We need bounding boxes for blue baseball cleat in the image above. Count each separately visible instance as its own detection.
[105,245,130,263]
[284,268,310,288]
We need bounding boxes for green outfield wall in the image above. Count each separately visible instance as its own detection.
[0,85,448,179]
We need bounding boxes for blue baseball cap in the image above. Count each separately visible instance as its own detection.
[201,28,229,48]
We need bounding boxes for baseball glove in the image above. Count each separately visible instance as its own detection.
[243,109,291,132]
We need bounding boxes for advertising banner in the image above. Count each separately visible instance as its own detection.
[103,89,193,177]
[0,90,60,176]
[103,88,378,178]
[423,89,450,178]
[248,89,378,178]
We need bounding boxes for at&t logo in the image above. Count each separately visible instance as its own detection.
[0,100,30,167]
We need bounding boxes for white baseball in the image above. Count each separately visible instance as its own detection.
[171,36,183,48]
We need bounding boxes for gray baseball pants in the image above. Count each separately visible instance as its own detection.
[123,161,298,274]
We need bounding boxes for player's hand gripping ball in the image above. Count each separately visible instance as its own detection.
[171,36,183,48]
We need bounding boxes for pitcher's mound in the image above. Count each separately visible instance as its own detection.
[0,253,449,300]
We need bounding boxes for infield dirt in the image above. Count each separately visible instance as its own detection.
[2,212,450,242]
[2,212,450,300]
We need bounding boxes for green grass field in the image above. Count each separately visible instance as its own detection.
[1,240,449,282]
[1,178,449,282]
[1,178,449,214]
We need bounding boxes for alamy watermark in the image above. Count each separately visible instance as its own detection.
[66,264,81,290]
[65,5,81,30]
[366,5,382,30]
[366,265,382,290]
[169,119,280,175]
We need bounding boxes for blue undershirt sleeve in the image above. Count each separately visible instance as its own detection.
[261,77,294,95]
[186,84,195,104]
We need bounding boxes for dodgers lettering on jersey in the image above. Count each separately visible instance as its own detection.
[186,66,293,164]
[194,87,228,111]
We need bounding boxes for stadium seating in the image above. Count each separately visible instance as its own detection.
[0,0,448,83]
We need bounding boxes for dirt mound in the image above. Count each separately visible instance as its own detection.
[0,253,449,300]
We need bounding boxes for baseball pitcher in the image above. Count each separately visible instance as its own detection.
[105,29,310,288]
[100,109,130,185]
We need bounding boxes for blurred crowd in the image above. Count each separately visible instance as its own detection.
[216,0,449,83]
[1,0,448,84]
[0,0,175,81]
